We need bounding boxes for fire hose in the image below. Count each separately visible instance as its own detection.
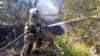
[0,21,67,51]
[0,30,29,51]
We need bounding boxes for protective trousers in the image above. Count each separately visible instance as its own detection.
[20,22,45,56]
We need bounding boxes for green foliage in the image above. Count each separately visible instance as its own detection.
[54,34,74,56]
[63,0,100,55]
[0,0,30,25]
[95,43,100,53]
[54,34,89,56]
[64,0,100,46]
[73,44,89,56]
[64,0,100,20]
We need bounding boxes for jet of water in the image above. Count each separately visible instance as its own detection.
[48,21,67,27]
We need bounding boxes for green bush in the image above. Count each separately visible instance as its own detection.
[54,33,74,56]
[54,33,89,56]
[73,43,89,56]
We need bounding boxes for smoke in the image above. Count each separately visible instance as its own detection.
[19,0,63,17]
[19,0,67,35]
[37,0,59,15]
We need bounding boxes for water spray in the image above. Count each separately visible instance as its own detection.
[48,21,67,27]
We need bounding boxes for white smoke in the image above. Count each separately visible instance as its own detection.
[19,0,67,34]
[37,0,59,15]
[19,0,63,16]
[36,0,60,23]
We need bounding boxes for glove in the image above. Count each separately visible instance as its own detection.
[36,24,42,32]
[41,23,48,28]
[28,25,36,34]
[28,25,42,34]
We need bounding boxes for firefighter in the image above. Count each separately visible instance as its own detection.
[20,7,44,56]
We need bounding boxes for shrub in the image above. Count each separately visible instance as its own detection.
[73,43,89,56]
[54,33,74,56]
[54,33,89,56]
